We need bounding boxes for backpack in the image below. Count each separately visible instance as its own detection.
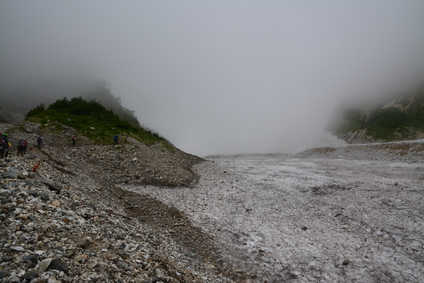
[20,140,27,147]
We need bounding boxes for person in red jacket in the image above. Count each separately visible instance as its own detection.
[71,134,77,146]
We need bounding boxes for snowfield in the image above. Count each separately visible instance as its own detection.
[127,143,424,282]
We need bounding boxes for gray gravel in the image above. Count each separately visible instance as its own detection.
[2,121,424,282]
[0,122,249,283]
[128,140,424,282]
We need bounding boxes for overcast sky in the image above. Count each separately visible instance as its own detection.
[1,1,423,155]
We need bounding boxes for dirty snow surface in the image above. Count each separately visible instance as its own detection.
[128,146,424,282]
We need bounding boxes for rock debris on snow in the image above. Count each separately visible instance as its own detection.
[0,122,250,283]
[128,140,424,282]
[1,121,424,282]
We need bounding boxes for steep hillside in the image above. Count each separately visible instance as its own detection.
[331,86,424,143]
[5,97,203,187]
[0,102,254,282]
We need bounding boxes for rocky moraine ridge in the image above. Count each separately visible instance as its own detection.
[0,122,253,283]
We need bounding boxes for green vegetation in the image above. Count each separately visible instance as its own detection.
[83,80,141,126]
[365,107,414,140]
[333,89,424,141]
[336,109,366,134]
[26,97,172,146]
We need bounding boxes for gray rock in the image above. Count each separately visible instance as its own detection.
[24,126,34,133]
[21,269,38,280]
[31,173,62,194]
[117,260,131,271]
[2,169,20,178]
[45,181,62,194]
[22,254,38,265]
[0,270,9,279]
[48,259,69,274]
[10,246,25,252]
[28,190,39,197]
[39,258,52,273]
[9,276,20,283]
[40,193,50,202]
[2,256,13,262]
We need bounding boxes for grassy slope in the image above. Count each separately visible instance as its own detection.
[25,97,173,148]
[333,89,424,142]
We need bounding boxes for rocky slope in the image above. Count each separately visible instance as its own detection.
[0,121,253,283]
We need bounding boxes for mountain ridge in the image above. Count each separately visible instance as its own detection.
[331,85,424,143]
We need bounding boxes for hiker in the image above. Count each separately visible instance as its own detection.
[1,134,9,158]
[113,135,119,145]
[37,135,44,148]
[71,134,77,146]
[17,139,28,156]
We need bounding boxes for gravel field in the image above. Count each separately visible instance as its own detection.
[0,122,244,283]
[2,120,424,282]
[128,141,424,282]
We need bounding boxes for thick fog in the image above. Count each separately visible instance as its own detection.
[1,1,423,156]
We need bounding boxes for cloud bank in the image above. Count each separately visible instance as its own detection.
[1,1,423,155]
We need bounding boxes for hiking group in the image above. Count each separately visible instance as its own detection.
[1,132,126,160]
[0,133,34,159]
